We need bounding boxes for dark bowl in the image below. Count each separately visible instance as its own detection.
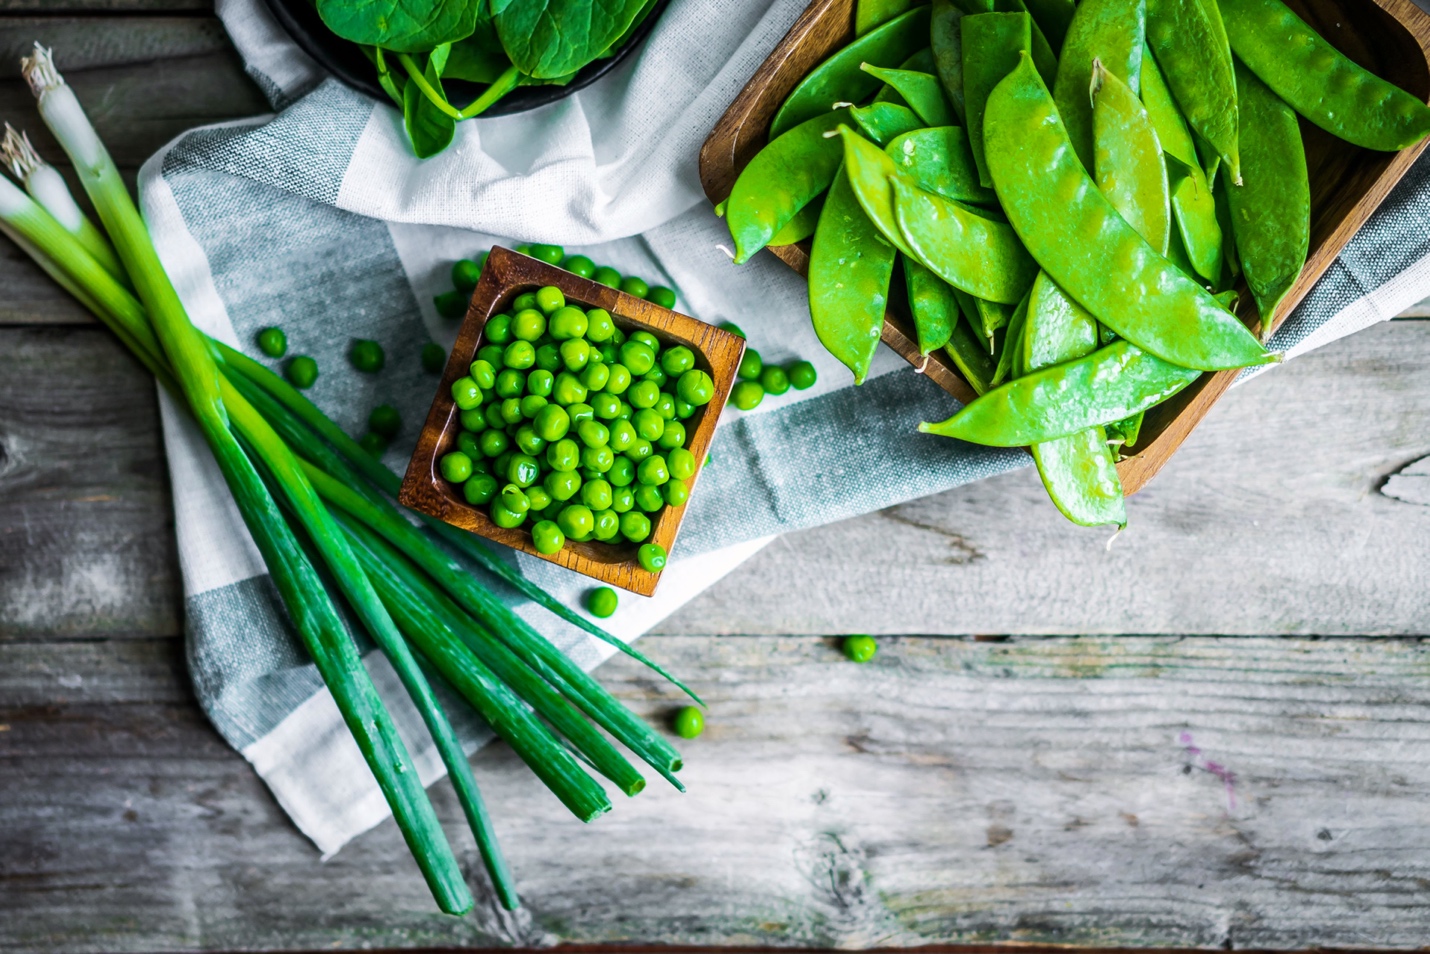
[262,0,669,117]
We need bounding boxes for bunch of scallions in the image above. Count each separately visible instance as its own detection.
[1,44,699,916]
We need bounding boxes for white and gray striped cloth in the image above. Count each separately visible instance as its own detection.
[136,0,1430,856]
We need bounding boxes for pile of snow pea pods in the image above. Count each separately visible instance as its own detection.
[721,0,1430,527]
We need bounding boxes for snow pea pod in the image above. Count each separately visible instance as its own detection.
[1220,0,1430,151]
[861,65,957,126]
[892,175,1039,304]
[1020,272,1098,373]
[857,0,917,36]
[904,258,959,355]
[1227,57,1309,335]
[727,108,849,263]
[850,102,925,146]
[974,296,1015,341]
[770,5,930,138]
[984,56,1271,371]
[1137,43,1197,169]
[919,339,1202,445]
[1146,0,1240,182]
[886,127,995,204]
[809,167,896,384]
[930,0,968,122]
[991,288,1030,386]
[945,316,997,394]
[839,127,919,257]
[1092,60,1170,255]
[1052,0,1145,172]
[1170,169,1223,283]
[962,12,1034,188]
[1214,177,1240,283]
[769,195,824,247]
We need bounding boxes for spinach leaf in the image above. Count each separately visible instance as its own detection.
[444,18,513,83]
[317,0,483,54]
[495,0,649,79]
[403,54,456,158]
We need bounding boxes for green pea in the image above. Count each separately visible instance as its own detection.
[1051,0,1146,173]
[843,634,878,663]
[546,437,580,472]
[513,309,547,342]
[457,430,483,458]
[501,340,535,370]
[634,484,664,513]
[548,305,587,340]
[642,367,668,391]
[718,321,745,339]
[485,313,513,344]
[730,380,764,410]
[464,472,499,505]
[489,496,526,529]
[479,427,508,458]
[434,290,467,319]
[519,393,548,419]
[588,392,619,420]
[492,452,515,483]
[504,453,538,487]
[983,57,1270,372]
[286,355,318,389]
[483,401,506,430]
[585,586,619,618]
[529,244,564,264]
[637,454,670,486]
[620,341,656,376]
[672,705,703,738]
[451,258,481,293]
[552,371,588,406]
[531,519,565,554]
[620,276,650,299]
[528,403,568,443]
[498,484,530,515]
[544,469,582,501]
[725,108,850,262]
[638,542,668,573]
[625,379,658,410]
[648,286,677,309]
[439,451,472,483]
[523,369,552,398]
[493,368,523,398]
[652,347,691,378]
[633,408,666,442]
[607,453,636,488]
[500,397,523,425]
[535,285,565,315]
[581,478,613,511]
[577,419,610,448]
[676,369,715,406]
[364,405,398,441]
[477,344,504,368]
[581,444,614,473]
[511,292,539,313]
[525,485,551,511]
[568,402,596,425]
[611,485,635,513]
[617,400,634,421]
[592,510,620,541]
[451,376,483,410]
[626,438,653,462]
[770,5,930,138]
[653,392,676,421]
[618,510,650,542]
[657,420,686,450]
[556,504,594,538]
[736,349,763,382]
[592,266,622,288]
[530,343,557,373]
[674,398,696,419]
[514,425,546,456]
[667,447,697,481]
[604,363,632,395]
[585,308,616,342]
[560,338,591,372]
[608,418,638,453]
[662,478,689,508]
[256,326,287,358]
[580,361,611,393]
[563,254,596,279]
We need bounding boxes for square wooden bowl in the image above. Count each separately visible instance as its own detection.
[399,247,746,596]
[698,0,1430,495]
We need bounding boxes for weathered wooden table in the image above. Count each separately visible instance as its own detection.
[5,4,1430,950]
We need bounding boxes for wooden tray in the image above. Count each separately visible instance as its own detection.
[698,0,1430,494]
[399,247,746,596]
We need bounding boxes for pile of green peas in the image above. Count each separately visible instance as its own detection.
[718,321,819,411]
[436,243,679,320]
[440,283,717,573]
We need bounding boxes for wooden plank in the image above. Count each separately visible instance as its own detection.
[0,1,209,11]
[0,327,181,640]
[6,633,1430,950]
[661,318,1430,638]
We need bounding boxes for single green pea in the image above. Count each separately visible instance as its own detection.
[586,586,619,617]
[514,425,546,456]
[456,430,483,459]
[611,485,635,513]
[581,478,614,511]
[545,469,583,502]
[760,365,791,395]
[500,397,523,425]
[628,330,658,352]
[489,496,527,529]
[607,453,636,487]
[477,344,505,368]
[546,438,581,472]
[637,454,670,486]
[485,314,513,344]
[452,258,481,293]
[672,705,703,738]
[526,369,555,398]
[560,338,592,372]
[638,542,668,573]
[553,371,588,406]
[484,400,506,430]
[542,500,566,521]
[619,275,649,299]
[563,254,596,279]
[529,243,564,264]
[459,410,487,434]
[737,348,763,381]
[668,447,697,480]
[658,420,686,450]
[653,393,676,421]
[592,266,622,288]
[513,309,547,342]
[368,404,400,439]
[557,504,595,538]
[630,408,663,443]
[492,452,515,483]
[604,363,632,394]
[674,398,696,420]
[535,343,562,372]
[506,453,539,488]
[617,400,634,421]
[590,392,622,420]
[662,478,690,507]
[525,485,552,511]
[787,360,818,389]
[463,472,499,505]
[586,308,615,342]
[608,418,638,454]
[648,286,677,309]
[451,376,483,410]
[568,402,596,425]
[626,438,654,462]
[531,519,565,554]
[256,326,287,358]
[620,341,656,376]
[676,369,715,406]
[511,292,540,313]
[597,341,620,365]
[549,306,588,340]
[660,345,695,376]
[434,290,467,319]
[503,340,536,370]
[439,451,472,482]
[535,285,565,315]
[582,444,615,473]
[620,510,652,542]
[467,359,497,391]
[642,365,669,390]
[518,394,547,421]
[420,342,446,374]
[479,428,509,458]
[730,380,764,410]
[628,380,660,410]
[500,484,531,515]
[593,509,621,541]
[576,419,610,448]
[843,634,878,663]
[494,369,525,399]
[286,355,319,389]
[718,321,746,338]
[580,362,611,393]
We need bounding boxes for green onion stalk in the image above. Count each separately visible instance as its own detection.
[5,42,695,916]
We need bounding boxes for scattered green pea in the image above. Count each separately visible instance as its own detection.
[256,326,287,358]
[369,404,400,439]
[452,258,481,294]
[529,244,564,265]
[638,542,668,572]
[563,254,596,279]
[760,365,790,395]
[843,634,877,663]
[648,286,678,309]
[676,369,715,406]
[587,586,619,618]
[672,705,704,739]
[531,520,565,554]
[592,266,622,288]
[730,380,764,410]
[359,431,388,457]
[286,355,318,389]
[787,360,818,390]
[434,290,467,318]
[421,342,446,373]
[737,348,763,380]
[620,275,650,299]
[719,320,745,338]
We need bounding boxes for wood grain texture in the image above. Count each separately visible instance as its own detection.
[7,632,1430,951]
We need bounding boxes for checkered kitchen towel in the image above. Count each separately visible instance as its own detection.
[130,0,1430,856]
